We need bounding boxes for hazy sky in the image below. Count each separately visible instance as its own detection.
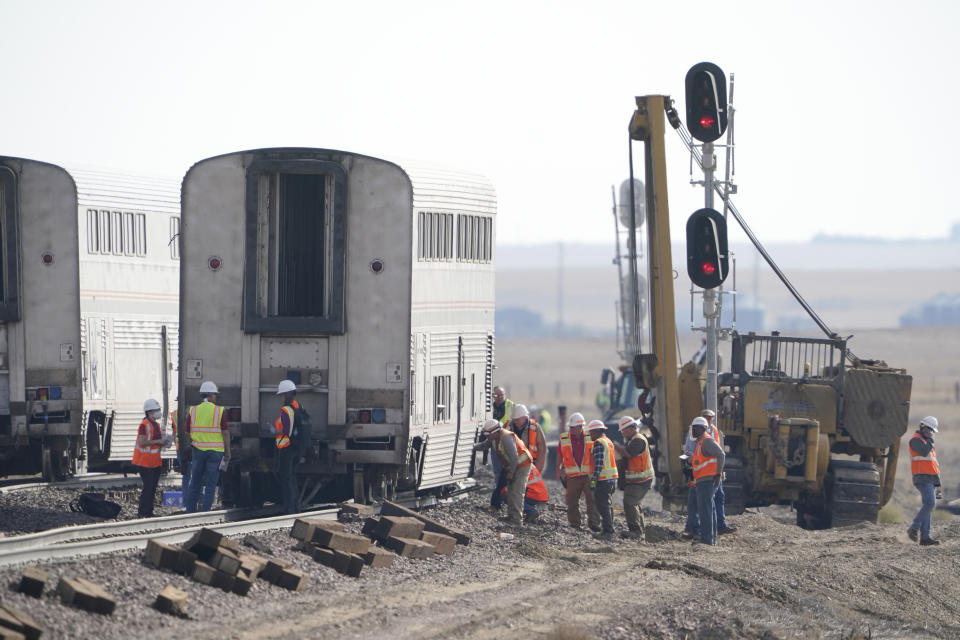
[2,0,957,245]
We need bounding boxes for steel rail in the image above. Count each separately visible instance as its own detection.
[0,473,183,495]
[0,507,339,568]
[0,505,290,553]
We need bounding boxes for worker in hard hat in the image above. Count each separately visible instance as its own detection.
[615,416,654,539]
[482,419,532,527]
[274,379,301,514]
[487,385,514,511]
[132,398,173,518]
[588,419,618,537]
[557,412,601,530]
[184,381,231,513]
[511,403,547,474]
[690,417,725,545]
[907,416,942,546]
[701,409,735,535]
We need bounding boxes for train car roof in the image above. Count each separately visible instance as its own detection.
[187,147,496,216]
[65,165,180,215]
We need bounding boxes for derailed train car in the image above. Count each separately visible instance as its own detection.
[178,148,496,506]
[0,157,180,479]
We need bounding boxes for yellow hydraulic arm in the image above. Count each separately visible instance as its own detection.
[628,96,688,508]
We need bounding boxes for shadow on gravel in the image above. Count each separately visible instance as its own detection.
[0,505,96,533]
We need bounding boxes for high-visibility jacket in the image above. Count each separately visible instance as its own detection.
[496,399,515,428]
[132,418,162,468]
[170,410,179,452]
[188,401,225,452]
[525,464,548,502]
[624,433,654,483]
[497,431,532,471]
[909,433,940,476]
[594,435,618,481]
[521,420,541,464]
[692,436,718,481]
[274,400,300,450]
[558,432,594,478]
[499,462,549,502]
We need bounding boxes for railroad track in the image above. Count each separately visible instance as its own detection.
[0,505,340,568]
[0,472,183,495]
[0,479,477,567]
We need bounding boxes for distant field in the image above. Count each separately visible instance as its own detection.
[497,266,960,333]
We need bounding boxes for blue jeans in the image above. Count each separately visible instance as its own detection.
[714,479,728,529]
[910,481,936,539]
[185,448,223,512]
[696,480,718,544]
[686,484,700,534]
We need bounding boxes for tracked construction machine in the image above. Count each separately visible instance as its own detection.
[623,95,912,528]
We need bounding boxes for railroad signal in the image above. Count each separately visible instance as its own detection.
[685,62,728,143]
[686,208,728,289]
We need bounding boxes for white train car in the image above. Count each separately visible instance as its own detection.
[178,148,496,505]
[73,167,181,470]
[0,156,180,479]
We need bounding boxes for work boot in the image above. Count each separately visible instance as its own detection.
[919,538,940,546]
[906,527,919,542]
[681,530,695,540]
[524,510,540,524]
[718,525,737,535]
[588,524,602,533]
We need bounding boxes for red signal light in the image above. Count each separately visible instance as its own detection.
[701,261,717,275]
[699,116,716,129]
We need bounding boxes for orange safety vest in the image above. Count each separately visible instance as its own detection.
[132,418,162,468]
[594,435,619,481]
[520,420,540,461]
[909,433,940,476]
[274,401,299,450]
[525,464,548,502]
[498,431,532,469]
[692,436,718,481]
[624,433,654,483]
[558,433,594,478]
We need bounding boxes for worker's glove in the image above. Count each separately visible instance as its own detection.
[218,458,228,472]
[161,434,174,449]
[936,488,943,500]
[590,479,596,490]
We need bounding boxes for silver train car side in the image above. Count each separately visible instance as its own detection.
[178,148,496,504]
[0,156,180,479]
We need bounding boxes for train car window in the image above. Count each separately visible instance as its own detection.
[433,375,451,423]
[275,173,325,316]
[112,211,123,255]
[169,216,180,259]
[243,158,346,334]
[135,213,147,256]
[86,209,99,253]
[123,212,135,256]
[99,210,112,254]
[0,166,23,319]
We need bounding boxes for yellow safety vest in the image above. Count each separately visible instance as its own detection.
[189,401,225,452]
[595,435,618,481]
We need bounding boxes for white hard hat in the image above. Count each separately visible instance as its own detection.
[586,419,606,432]
[919,416,939,433]
[618,416,638,432]
[701,409,716,418]
[483,419,501,435]
[199,380,218,394]
[691,416,709,428]
[143,398,161,413]
[511,404,529,420]
[567,412,586,429]
[276,379,297,395]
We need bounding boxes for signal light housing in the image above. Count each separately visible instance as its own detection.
[686,208,729,289]
[685,62,728,143]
